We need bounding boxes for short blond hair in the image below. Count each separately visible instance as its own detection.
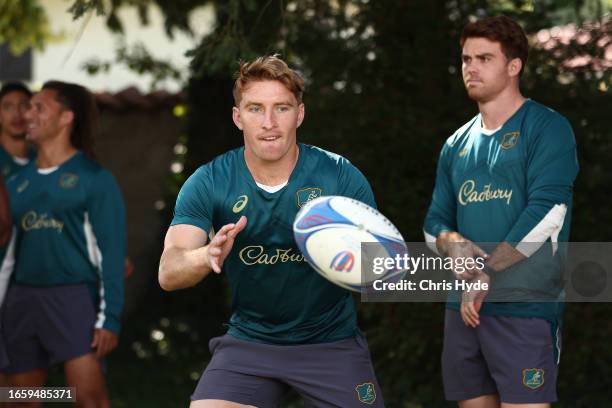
[233,55,305,105]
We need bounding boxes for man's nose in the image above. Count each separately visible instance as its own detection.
[262,111,277,129]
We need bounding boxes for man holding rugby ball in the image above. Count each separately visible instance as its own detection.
[159,55,385,407]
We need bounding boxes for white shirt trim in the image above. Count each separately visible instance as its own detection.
[37,166,59,175]
[256,181,288,193]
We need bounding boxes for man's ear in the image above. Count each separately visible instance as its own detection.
[296,103,305,128]
[508,57,522,78]
[232,106,243,130]
[59,110,74,128]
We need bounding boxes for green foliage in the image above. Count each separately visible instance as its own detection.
[67,0,105,20]
[82,41,184,90]
[68,0,204,36]
[0,0,54,53]
[188,0,285,76]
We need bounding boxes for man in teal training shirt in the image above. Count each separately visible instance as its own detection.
[424,16,578,407]
[0,82,34,282]
[159,55,384,407]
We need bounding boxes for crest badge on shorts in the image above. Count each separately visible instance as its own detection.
[355,382,376,404]
[522,368,545,389]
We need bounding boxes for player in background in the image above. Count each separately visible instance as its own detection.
[0,81,34,275]
[0,82,35,178]
[0,82,34,379]
[159,55,384,407]
[1,81,126,407]
[0,81,34,271]
[424,16,578,408]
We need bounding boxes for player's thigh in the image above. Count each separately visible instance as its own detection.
[190,400,256,408]
[501,403,550,408]
[5,369,48,408]
[64,352,106,390]
[64,352,109,408]
[442,309,497,401]
[288,335,384,408]
[458,394,500,408]
[6,369,47,387]
[479,315,558,404]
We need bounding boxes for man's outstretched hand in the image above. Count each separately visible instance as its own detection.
[207,216,247,273]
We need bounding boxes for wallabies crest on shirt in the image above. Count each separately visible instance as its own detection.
[296,187,322,208]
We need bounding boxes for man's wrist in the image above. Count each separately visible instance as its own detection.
[482,262,497,274]
[436,231,464,256]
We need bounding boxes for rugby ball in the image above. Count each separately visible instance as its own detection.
[293,196,407,292]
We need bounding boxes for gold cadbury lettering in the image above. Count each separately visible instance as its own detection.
[21,211,64,233]
[239,245,306,266]
[458,180,513,206]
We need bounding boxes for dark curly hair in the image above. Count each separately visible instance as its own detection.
[461,16,529,75]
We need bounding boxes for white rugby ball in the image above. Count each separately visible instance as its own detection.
[293,196,407,292]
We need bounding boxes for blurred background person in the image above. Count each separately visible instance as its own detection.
[0,81,126,408]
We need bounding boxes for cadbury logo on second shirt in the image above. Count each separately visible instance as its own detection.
[458,180,513,206]
[21,211,64,233]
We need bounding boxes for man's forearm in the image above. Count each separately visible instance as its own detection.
[485,242,526,272]
[158,246,213,291]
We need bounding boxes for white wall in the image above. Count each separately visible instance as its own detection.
[34,0,214,92]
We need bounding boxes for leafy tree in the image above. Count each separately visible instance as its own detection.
[0,0,55,54]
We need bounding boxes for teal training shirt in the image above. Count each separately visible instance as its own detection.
[0,145,35,178]
[0,145,36,277]
[3,151,126,334]
[171,143,376,345]
[424,100,579,322]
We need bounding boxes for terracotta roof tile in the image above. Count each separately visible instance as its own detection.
[95,86,186,111]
